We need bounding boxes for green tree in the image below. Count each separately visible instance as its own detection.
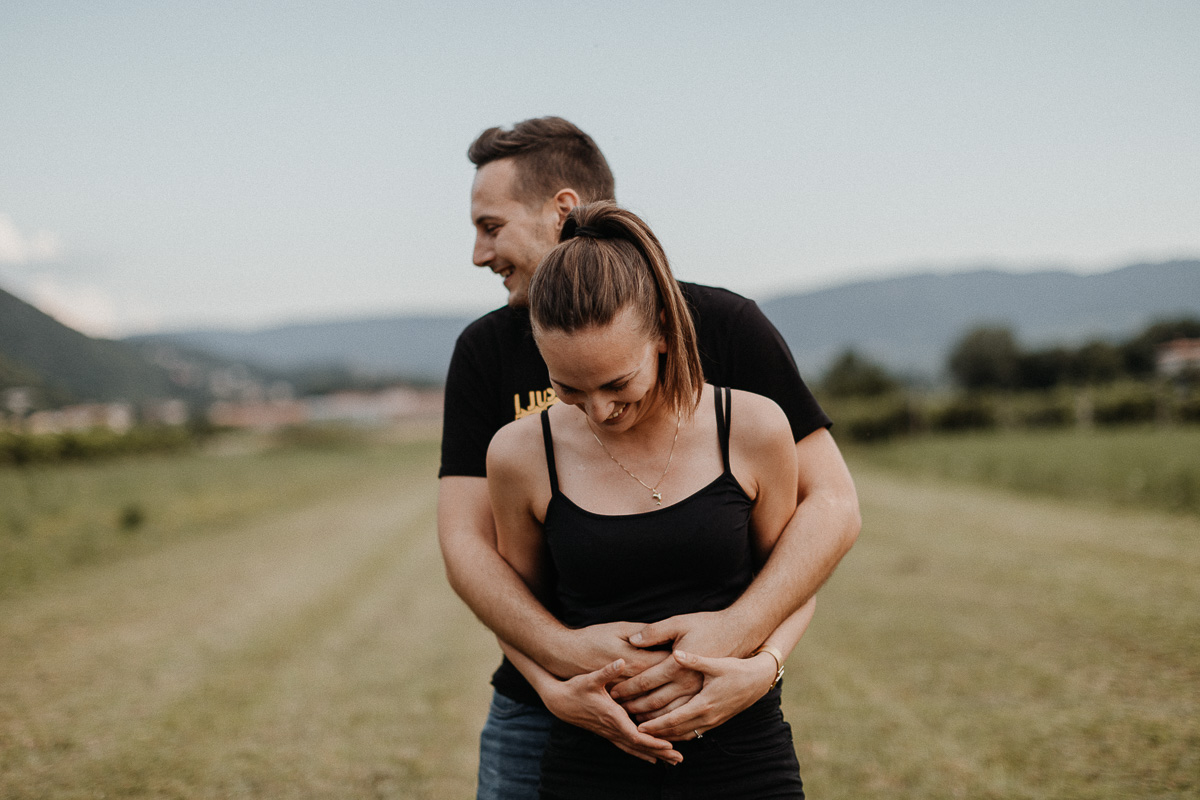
[1069,340,1124,385]
[822,349,898,397]
[1017,347,1071,390]
[948,326,1020,391]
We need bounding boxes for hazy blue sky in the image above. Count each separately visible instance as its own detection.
[2,1,1197,336]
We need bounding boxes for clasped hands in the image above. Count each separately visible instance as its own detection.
[539,611,778,765]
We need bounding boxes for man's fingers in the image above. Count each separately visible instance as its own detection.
[629,617,682,649]
[673,649,723,676]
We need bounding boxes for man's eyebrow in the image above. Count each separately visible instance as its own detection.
[473,214,499,226]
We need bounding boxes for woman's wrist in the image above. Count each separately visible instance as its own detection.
[751,645,786,690]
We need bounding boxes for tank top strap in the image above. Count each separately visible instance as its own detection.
[714,385,732,471]
[540,409,560,494]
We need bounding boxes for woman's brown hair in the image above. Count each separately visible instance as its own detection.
[528,201,704,418]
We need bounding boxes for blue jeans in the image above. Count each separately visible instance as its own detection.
[476,691,554,800]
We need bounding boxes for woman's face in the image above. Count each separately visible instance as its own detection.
[536,305,667,433]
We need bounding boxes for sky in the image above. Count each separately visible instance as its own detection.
[1,1,1198,338]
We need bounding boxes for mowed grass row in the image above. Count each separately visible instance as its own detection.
[0,429,440,596]
[0,432,494,799]
[1,427,1196,797]
[788,462,1197,798]
[843,424,1200,516]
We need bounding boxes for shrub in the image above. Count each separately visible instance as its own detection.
[1092,384,1159,426]
[931,395,997,432]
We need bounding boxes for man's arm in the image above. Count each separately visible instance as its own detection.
[438,475,664,678]
[712,427,859,653]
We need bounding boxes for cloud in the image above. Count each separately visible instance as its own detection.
[23,276,123,338]
[0,214,64,265]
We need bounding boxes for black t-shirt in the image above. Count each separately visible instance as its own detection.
[439,282,832,704]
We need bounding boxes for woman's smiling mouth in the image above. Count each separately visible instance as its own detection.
[606,403,628,421]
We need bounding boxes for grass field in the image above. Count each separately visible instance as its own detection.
[0,428,440,596]
[1,427,1195,797]
[843,424,1200,516]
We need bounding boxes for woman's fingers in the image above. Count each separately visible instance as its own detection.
[632,694,689,723]
[636,650,774,740]
[587,658,627,687]
[617,667,702,715]
[636,693,719,741]
[609,657,682,700]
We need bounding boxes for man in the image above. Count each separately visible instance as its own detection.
[439,117,860,799]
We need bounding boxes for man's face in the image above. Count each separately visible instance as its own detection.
[470,159,562,308]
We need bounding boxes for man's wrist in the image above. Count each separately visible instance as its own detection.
[715,605,761,657]
[538,626,583,678]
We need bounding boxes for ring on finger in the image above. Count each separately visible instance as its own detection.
[693,729,703,740]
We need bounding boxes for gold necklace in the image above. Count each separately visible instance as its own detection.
[590,413,681,505]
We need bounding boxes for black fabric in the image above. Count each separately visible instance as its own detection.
[540,388,753,629]
[438,282,832,706]
[539,688,803,799]
[536,389,803,797]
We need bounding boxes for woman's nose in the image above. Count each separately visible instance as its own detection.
[586,398,614,425]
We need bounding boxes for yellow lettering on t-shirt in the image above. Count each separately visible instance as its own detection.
[513,387,559,420]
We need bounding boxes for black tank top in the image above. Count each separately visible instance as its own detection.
[540,386,755,629]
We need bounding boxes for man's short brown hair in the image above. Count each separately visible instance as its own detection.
[468,117,615,207]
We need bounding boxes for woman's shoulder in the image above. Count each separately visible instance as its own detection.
[724,387,793,446]
[486,411,546,477]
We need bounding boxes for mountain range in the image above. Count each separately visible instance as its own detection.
[760,259,1200,378]
[2,259,1198,408]
[129,259,1200,383]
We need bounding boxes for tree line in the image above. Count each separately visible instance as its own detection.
[820,317,1200,442]
[824,317,1200,397]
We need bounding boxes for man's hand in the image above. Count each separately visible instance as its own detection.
[539,659,683,765]
[557,621,671,679]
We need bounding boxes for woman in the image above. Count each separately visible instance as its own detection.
[486,202,812,798]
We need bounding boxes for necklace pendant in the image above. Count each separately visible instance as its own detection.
[651,490,662,505]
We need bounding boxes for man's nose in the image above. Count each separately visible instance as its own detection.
[473,234,493,267]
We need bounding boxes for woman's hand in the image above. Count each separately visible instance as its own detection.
[540,659,683,765]
[633,650,779,742]
[608,610,736,716]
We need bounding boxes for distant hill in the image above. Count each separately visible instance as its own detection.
[0,287,182,405]
[760,259,1200,379]
[129,315,476,382]
[129,260,1200,385]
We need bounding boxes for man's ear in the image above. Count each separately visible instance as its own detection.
[551,188,581,224]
